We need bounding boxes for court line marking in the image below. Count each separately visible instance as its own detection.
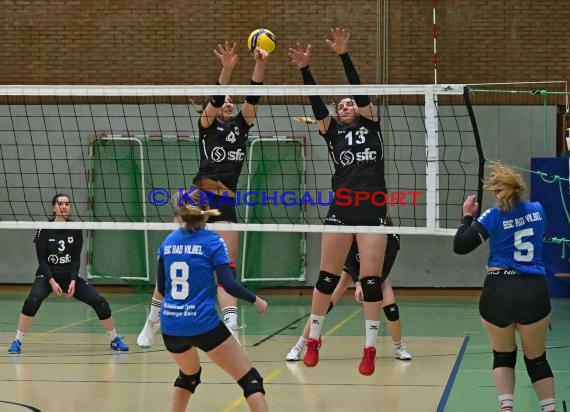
[25,302,145,341]
[225,307,361,410]
[252,314,309,346]
[252,305,362,347]
[436,334,470,412]
[221,367,284,412]
[0,400,41,411]
[323,307,362,336]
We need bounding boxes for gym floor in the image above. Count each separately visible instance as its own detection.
[0,289,568,411]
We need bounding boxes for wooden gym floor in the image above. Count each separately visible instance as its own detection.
[0,290,568,411]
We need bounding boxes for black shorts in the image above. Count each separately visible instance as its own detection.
[201,191,237,223]
[479,273,551,327]
[324,195,387,226]
[162,321,231,353]
[343,234,398,282]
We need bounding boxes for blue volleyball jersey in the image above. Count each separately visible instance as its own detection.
[158,227,230,336]
[477,201,546,275]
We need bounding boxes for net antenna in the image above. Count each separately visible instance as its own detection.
[0,84,483,280]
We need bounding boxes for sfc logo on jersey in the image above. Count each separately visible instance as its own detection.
[210,147,245,162]
[48,254,71,264]
[68,237,74,244]
[339,150,355,166]
[211,147,227,162]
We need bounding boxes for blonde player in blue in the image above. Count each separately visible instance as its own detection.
[158,188,269,412]
[454,163,556,412]
[138,41,269,348]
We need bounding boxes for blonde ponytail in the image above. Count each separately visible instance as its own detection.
[483,162,525,211]
[176,188,221,229]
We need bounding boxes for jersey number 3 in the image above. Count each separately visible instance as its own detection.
[170,261,190,299]
[514,228,534,262]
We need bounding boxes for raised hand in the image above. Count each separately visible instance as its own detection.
[326,27,350,55]
[287,43,312,69]
[213,41,239,69]
[253,47,269,65]
[462,195,479,217]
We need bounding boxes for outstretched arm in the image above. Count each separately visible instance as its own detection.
[242,48,269,126]
[200,41,239,128]
[326,27,378,122]
[288,43,331,134]
[216,264,268,314]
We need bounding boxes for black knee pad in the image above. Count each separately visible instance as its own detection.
[174,367,202,393]
[493,349,517,369]
[237,367,265,398]
[383,303,399,321]
[524,352,553,383]
[93,297,112,320]
[360,276,383,302]
[315,271,340,295]
[21,293,45,317]
[326,302,334,314]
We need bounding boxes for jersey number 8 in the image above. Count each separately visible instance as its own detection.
[170,261,190,300]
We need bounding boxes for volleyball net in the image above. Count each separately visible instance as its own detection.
[0,84,483,282]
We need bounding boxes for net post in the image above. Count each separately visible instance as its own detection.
[424,85,440,230]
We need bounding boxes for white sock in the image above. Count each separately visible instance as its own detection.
[106,328,118,341]
[223,306,238,329]
[498,394,513,411]
[393,340,402,349]
[296,336,307,349]
[539,398,556,412]
[365,320,380,348]
[308,315,324,340]
[15,330,24,342]
[148,298,162,323]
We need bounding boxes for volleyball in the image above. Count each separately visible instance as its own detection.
[247,28,277,54]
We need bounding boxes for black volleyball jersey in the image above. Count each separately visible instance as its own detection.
[321,116,385,192]
[193,113,252,192]
[34,223,83,280]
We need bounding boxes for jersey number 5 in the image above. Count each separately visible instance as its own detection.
[514,228,534,262]
[170,261,189,300]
